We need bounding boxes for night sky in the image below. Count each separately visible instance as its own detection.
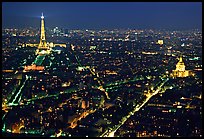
[2,2,202,30]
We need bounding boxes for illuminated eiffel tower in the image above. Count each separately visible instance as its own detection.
[39,13,47,49]
[25,13,66,54]
[36,13,50,55]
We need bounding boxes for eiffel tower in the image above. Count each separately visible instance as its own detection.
[36,13,49,55]
[25,13,66,54]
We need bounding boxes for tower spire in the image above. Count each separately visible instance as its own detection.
[41,12,44,19]
[39,12,46,49]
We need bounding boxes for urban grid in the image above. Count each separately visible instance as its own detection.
[2,2,202,137]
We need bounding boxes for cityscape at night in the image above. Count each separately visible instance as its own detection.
[2,2,202,137]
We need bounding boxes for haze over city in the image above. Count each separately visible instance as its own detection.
[2,2,202,30]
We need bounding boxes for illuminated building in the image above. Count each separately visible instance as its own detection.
[171,55,193,78]
[24,64,44,71]
[135,32,138,41]
[157,40,163,45]
[81,100,86,109]
[90,45,96,50]
[81,100,89,109]
[11,119,24,133]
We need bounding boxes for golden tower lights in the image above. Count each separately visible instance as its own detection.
[39,13,47,49]
[36,13,50,55]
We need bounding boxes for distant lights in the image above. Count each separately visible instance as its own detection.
[157,40,163,45]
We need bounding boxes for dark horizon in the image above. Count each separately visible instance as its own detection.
[2,2,202,30]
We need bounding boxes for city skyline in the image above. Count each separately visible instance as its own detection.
[2,2,202,137]
[2,2,202,30]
